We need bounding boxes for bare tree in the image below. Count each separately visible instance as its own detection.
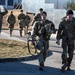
[64,0,75,10]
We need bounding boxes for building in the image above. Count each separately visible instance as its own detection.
[22,0,75,11]
[0,0,22,9]
[45,0,75,9]
[22,0,75,29]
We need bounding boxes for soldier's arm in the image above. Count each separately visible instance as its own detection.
[18,14,20,20]
[41,26,45,36]
[7,16,10,23]
[51,22,56,34]
[32,22,39,36]
[28,16,31,23]
[56,21,63,40]
[31,22,38,44]
[32,14,39,25]
[14,15,16,23]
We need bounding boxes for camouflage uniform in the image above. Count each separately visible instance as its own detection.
[0,7,8,33]
[32,13,42,26]
[24,15,30,35]
[56,18,75,70]
[32,20,55,69]
[7,13,16,36]
[18,13,26,37]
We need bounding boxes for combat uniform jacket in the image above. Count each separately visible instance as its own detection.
[57,18,75,41]
[34,13,41,21]
[32,19,55,40]
[18,13,26,27]
[32,13,42,26]
[7,14,16,25]
[25,15,30,26]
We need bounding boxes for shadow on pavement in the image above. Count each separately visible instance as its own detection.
[0,50,53,62]
[0,61,75,75]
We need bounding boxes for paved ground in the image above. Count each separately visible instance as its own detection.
[0,30,75,75]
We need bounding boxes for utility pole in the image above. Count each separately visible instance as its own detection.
[57,0,59,9]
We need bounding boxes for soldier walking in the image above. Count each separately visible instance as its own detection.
[32,11,56,70]
[0,7,8,34]
[32,8,43,26]
[56,10,75,72]
[7,11,16,37]
[18,10,26,37]
[24,12,31,35]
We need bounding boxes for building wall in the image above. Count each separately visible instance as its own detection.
[22,0,54,13]
[0,0,22,9]
[45,0,71,9]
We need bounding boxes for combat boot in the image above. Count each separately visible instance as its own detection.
[39,63,44,71]
[67,58,71,71]
[61,61,68,72]
[20,33,22,37]
[67,66,71,71]
[10,33,12,37]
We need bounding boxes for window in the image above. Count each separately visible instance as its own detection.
[8,0,13,6]
[45,0,52,3]
[0,0,5,5]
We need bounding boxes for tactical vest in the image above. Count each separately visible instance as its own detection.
[35,20,53,40]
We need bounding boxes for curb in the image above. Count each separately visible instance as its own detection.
[0,50,53,62]
[0,55,38,62]
[2,28,19,30]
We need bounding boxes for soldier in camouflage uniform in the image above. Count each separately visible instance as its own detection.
[18,10,26,37]
[0,7,8,33]
[32,11,56,70]
[32,8,43,26]
[24,12,31,35]
[7,11,16,37]
[56,10,75,72]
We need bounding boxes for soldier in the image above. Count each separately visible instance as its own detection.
[7,11,16,37]
[0,7,8,34]
[18,10,26,37]
[32,8,43,26]
[56,10,75,72]
[32,11,56,70]
[24,12,31,35]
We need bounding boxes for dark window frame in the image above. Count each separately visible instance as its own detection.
[8,0,13,6]
[0,0,5,5]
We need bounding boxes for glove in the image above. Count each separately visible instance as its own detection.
[56,40,60,45]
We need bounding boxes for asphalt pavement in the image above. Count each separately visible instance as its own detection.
[0,30,75,75]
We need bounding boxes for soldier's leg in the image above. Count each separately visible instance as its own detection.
[37,39,44,70]
[61,40,68,71]
[23,26,27,36]
[19,27,23,37]
[0,23,2,33]
[27,25,29,33]
[43,41,49,61]
[67,42,74,70]
[39,50,44,70]
[10,25,14,37]
[8,25,12,37]
[10,27,12,37]
[38,40,49,71]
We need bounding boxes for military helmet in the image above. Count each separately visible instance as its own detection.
[66,10,73,16]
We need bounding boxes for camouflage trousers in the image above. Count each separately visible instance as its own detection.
[8,24,14,36]
[23,25,28,35]
[19,25,28,36]
[0,23,2,33]
[61,39,74,68]
[36,38,49,65]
